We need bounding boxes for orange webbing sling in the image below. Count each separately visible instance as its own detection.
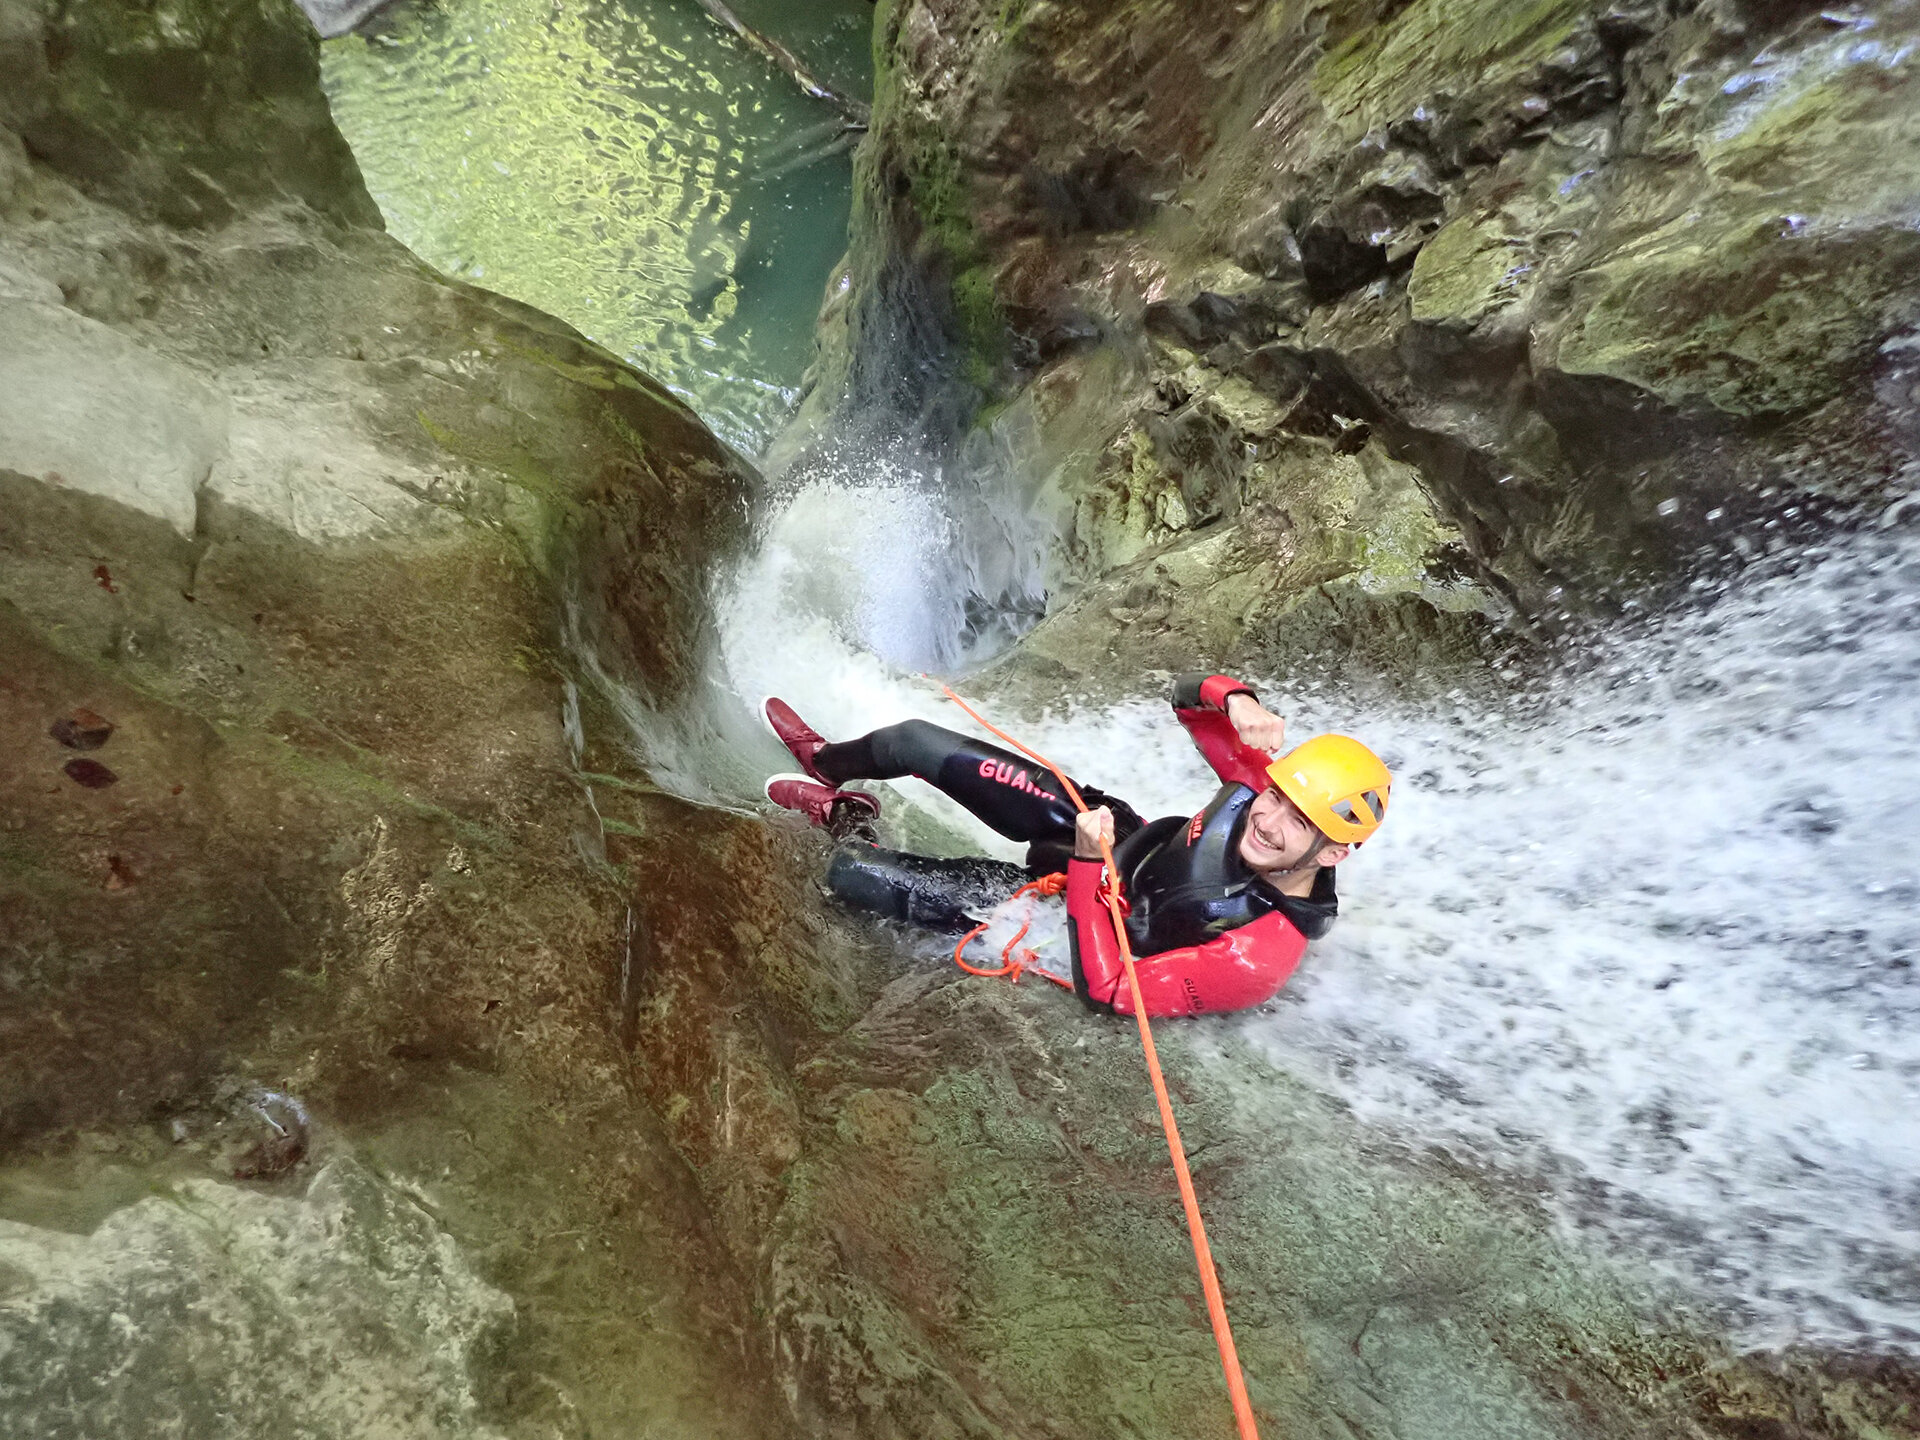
[939,685,1264,1440]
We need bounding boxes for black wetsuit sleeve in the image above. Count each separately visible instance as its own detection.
[1170,673,1258,712]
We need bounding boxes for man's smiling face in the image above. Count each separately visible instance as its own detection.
[1239,786,1345,877]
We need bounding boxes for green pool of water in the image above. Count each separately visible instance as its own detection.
[321,0,871,454]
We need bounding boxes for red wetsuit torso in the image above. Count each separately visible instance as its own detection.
[1065,674,1336,1018]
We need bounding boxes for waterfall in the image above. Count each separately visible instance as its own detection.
[700,456,1920,1350]
[1231,521,1920,1352]
[641,434,1055,837]
[315,0,1920,1359]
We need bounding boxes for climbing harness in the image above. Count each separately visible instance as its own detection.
[939,684,1265,1440]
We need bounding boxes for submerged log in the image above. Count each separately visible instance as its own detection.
[693,0,870,128]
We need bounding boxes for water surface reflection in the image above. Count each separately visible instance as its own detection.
[322,0,870,452]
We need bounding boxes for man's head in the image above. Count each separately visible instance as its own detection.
[1239,734,1391,883]
[1239,786,1348,875]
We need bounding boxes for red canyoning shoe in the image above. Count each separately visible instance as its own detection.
[765,773,881,830]
[762,696,829,780]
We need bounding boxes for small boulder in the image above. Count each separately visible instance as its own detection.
[50,708,114,750]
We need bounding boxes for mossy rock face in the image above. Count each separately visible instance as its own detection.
[1523,3,1920,422]
[1310,0,1596,142]
[0,1,801,1433]
[815,0,1920,638]
[17,0,379,228]
[1409,215,1524,328]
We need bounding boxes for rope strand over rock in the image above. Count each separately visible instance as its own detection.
[938,685,1264,1440]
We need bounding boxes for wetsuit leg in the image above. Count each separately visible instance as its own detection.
[825,844,1028,932]
[813,718,1137,846]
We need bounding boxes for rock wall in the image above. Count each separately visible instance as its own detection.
[6,3,1918,1439]
[810,0,1920,674]
[0,1157,515,1438]
[0,1,795,1433]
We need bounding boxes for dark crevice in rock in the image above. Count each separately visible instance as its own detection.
[1005,147,1156,239]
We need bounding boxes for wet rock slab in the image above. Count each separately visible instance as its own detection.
[0,0,781,1434]
[0,1158,513,1440]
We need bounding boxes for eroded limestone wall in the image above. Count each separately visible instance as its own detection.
[816,0,1920,674]
[0,1,798,1433]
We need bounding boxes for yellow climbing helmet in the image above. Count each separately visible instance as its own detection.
[1266,734,1392,846]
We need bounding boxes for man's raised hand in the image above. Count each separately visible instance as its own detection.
[1225,692,1289,755]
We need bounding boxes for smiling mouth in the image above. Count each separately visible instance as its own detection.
[1250,824,1290,853]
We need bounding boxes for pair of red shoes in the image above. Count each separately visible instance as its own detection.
[763,697,880,829]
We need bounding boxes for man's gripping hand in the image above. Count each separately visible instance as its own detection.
[1224,692,1288,755]
[1074,806,1116,860]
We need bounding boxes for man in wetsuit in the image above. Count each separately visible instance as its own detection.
[761,674,1391,1018]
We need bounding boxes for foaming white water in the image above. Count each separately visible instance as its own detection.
[736,472,975,676]
[658,445,1053,844]
[692,446,1920,1349]
[970,889,1074,986]
[1228,530,1920,1351]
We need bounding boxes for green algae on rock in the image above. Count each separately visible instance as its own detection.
[812,0,1920,671]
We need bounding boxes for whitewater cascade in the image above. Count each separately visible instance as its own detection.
[308,0,1920,1361]
[691,460,1920,1354]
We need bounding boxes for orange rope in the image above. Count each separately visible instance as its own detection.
[938,684,1263,1440]
[953,872,1073,987]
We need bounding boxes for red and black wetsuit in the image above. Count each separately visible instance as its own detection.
[814,674,1336,1019]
